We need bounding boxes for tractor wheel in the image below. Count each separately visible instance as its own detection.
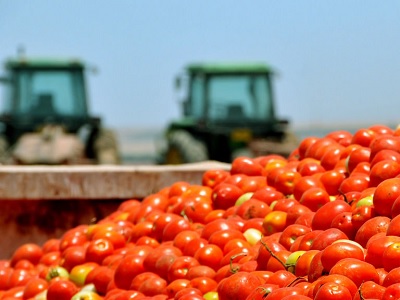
[0,135,9,163]
[94,129,120,164]
[165,130,208,164]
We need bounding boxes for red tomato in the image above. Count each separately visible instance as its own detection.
[373,177,400,217]
[369,159,400,187]
[186,265,216,280]
[346,146,371,174]
[273,169,301,195]
[293,176,324,201]
[320,241,365,272]
[285,204,312,226]
[329,258,380,287]
[85,265,114,295]
[330,211,357,240]
[200,219,241,240]
[297,158,326,176]
[262,211,287,235]
[138,276,168,297]
[113,254,147,290]
[217,271,264,300]
[231,156,264,176]
[202,169,230,189]
[354,216,391,248]
[261,286,304,300]
[278,224,311,250]
[22,277,48,299]
[311,199,351,230]
[294,250,320,277]
[10,243,43,267]
[212,183,244,210]
[382,283,400,300]
[250,187,285,206]
[299,187,331,212]
[314,281,352,300]
[172,230,200,253]
[351,128,377,147]
[369,135,400,161]
[46,279,79,300]
[208,229,245,250]
[167,256,200,282]
[353,280,386,300]
[188,276,218,294]
[60,245,86,272]
[129,271,159,291]
[339,174,370,194]
[194,244,223,271]
[236,199,272,220]
[85,238,114,265]
[319,169,346,196]
[310,228,348,251]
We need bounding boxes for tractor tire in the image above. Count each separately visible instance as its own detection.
[0,135,9,164]
[94,129,120,164]
[165,130,208,164]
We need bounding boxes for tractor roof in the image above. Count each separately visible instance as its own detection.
[186,62,275,75]
[4,57,85,69]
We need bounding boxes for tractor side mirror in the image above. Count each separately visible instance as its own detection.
[174,76,181,90]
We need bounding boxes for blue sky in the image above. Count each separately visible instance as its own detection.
[1,1,400,130]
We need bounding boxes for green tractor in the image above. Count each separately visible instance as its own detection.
[157,62,299,164]
[0,56,120,165]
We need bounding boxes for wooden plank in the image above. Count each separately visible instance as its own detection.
[0,161,231,200]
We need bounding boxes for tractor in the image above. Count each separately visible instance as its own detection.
[0,55,120,165]
[157,62,299,164]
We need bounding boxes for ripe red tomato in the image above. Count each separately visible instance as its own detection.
[311,199,351,230]
[373,178,400,217]
[310,228,348,251]
[113,254,147,290]
[193,244,223,271]
[46,279,79,300]
[339,174,370,194]
[10,243,43,267]
[292,175,324,201]
[369,159,400,187]
[236,199,272,220]
[296,158,326,176]
[353,280,386,300]
[320,241,365,272]
[381,283,400,300]
[299,187,330,212]
[351,128,377,147]
[200,219,241,240]
[138,276,168,297]
[202,169,230,189]
[231,156,264,176]
[329,258,380,287]
[217,271,264,300]
[354,216,391,248]
[278,224,311,250]
[250,187,285,206]
[85,238,114,265]
[212,183,244,210]
[319,170,346,195]
[22,277,48,299]
[369,135,400,161]
[330,211,357,240]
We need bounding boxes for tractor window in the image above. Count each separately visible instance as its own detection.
[14,69,87,116]
[207,74,273,121]
[189,75,205,118]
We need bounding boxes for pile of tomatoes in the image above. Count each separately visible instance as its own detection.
[3,124,400,299]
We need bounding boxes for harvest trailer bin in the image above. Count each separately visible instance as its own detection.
[0,162,230,259]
